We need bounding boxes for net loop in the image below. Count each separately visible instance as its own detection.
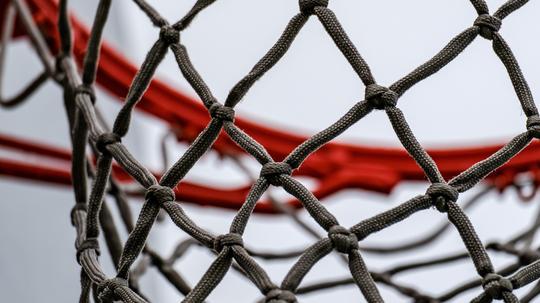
[97,277,128,303]
[526,115,540,138]
[364,84,398,109]
[145,185,175,205]
[265,288,298,303]
[299,0,328,15]
[260,162,292,186]
[74,84,96,104]
[213,233,243,252]
[76,237,100,264]
[328,225,359,254]
[95,132,121,155]
[159,25,180,45]
[209,103,235,122]
[426,183,459,213]
[474,14,501,40]
[482,273,513,300]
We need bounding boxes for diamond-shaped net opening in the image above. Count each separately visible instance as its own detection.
[3,0,540,302]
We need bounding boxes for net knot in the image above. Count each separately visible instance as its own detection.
[160,26,180,45]
[213,233,243,252]
[299,0,328,14]
[76,237,100,264]
[265,288,297,303]
[209,103,235,122]
[145,185,175,205]
[75,84,96,104]
[365,84,398,109]
[426,183,459,213]
[474,14,501,40]
[95,133,121,155]
[97,277,128,303]
[260,162,292,186]
[328,225,358,254]
[526,115,540,138]
[482,273,513,300]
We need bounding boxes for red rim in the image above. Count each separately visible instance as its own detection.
[1,0,539,213]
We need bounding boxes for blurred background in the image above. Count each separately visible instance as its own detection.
[1,0,540,302]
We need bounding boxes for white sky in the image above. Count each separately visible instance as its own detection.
[1,1,540,302]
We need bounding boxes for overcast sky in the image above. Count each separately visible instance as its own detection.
[2,1,540,302]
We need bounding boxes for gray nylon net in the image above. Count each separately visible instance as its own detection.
[3,0,540,302]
